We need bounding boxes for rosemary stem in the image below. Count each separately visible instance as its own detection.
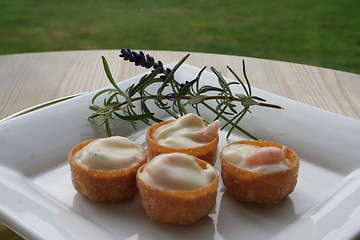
[89,94,283,119]
[91,50,284,139]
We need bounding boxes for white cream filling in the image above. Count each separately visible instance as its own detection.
[75,136,145,170]
[139,153,216,191]
[154,113,220,148]
[222,144,291,173]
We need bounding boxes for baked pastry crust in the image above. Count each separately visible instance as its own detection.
[146,120,219,165]
[220,140,299,204]
[69,139,147,203]
[136,157,218,225]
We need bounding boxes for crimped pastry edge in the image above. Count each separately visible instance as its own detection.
[136,156,218,225]
[68,138,147,203]
[146,120,219,165]
[220,140,299,204]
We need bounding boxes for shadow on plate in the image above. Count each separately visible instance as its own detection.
[70,193,216,240]
[217,191,297,240]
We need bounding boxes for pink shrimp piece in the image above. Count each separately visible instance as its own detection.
[131,155,141,163]
[145,162,169,184]
[198,120,221,143]
[145,155,177,184]
[245,147,285,167]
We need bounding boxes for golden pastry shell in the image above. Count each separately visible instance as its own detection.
[146,119,219,165]
[136,156,218,225]
[68,138,147,203]
[220,140,299,204]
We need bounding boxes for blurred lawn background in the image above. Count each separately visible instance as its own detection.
[0,0,359,74]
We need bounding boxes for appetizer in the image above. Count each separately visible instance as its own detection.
[220,140,299,204]
[137,152,218,225]
[68,136,147,203]
[146,113,220,165]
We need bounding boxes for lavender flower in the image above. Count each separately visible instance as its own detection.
[178,80,190,94]
[179,81,189,89]
[119,49,171,80]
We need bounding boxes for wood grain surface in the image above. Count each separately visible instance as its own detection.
[0,50,359,120]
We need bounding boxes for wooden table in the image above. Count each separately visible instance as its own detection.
[0,50,360,239]
[1,50,360,120]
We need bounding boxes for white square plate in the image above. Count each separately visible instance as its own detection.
[1,64,360,240]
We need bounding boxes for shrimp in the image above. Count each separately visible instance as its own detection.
[198,120,221,143]
[245,146,286,167]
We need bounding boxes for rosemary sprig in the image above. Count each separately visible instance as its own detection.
[89,49,283,139]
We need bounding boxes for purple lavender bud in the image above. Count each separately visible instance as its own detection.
[119,48,133,61]
[139,52,146,61]
[146,54,154,64]
[153,61,164,70]
[182,81,190,89]
[119,49,174,80]
[141,62,152,68]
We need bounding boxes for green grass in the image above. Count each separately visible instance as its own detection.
[0,0,359,74]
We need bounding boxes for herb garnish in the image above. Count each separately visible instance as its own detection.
[89,49,283,139]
